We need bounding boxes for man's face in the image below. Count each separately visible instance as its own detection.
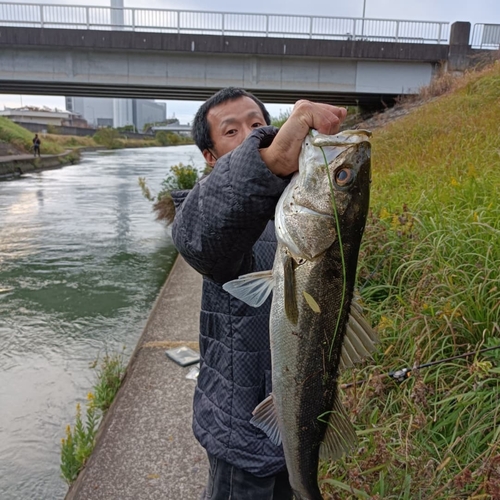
[203,96,267,166]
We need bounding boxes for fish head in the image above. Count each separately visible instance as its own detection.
[276,130,371,261]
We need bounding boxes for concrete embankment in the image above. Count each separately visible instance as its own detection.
[66,255,208,500]
[0,150,80,179]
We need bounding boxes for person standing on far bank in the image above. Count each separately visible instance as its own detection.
[171,87,347,500]
[32,134,41,157]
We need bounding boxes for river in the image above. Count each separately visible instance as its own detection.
[0,145,206,500]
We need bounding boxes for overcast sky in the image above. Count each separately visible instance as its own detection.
[1,0,499,122]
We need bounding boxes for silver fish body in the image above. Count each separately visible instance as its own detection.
[223,130,374,500]
[271,131,372,499]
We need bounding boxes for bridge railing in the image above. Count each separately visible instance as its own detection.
[0,2,451,44]
[471,23,500,49]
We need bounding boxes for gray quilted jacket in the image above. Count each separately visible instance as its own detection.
[171,126,290,477]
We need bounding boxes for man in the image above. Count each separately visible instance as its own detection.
[171,88,346,499]
[32,134,41,157]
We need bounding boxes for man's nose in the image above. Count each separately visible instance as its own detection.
[242,124,254,138]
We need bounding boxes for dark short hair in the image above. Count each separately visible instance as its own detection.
[191,87,271,153]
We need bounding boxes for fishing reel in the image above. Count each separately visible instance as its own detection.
[388,367,412,383]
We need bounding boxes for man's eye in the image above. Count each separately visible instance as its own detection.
[252,123,263,128]
[226,129,237,136]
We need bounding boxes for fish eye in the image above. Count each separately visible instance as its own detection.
[335,167,353,186]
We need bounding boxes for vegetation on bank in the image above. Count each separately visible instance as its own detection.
[60,351,126,484]
[0,118,193,155]
[321,62,500,498]
[0,116,64,155]
[139,162,207,224]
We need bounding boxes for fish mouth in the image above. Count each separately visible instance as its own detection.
[311,129,372,148]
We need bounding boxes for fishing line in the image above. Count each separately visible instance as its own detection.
[316,136,347,362]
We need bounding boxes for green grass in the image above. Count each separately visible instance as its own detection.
[0,117,63,154]
[60,351,126,484]
[322,62,500,498]
[0,117,193,154]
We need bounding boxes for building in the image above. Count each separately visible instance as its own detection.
[65,97,167,131]
[0,106,88,127]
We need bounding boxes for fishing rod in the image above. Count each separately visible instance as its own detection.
[340,344,500,390]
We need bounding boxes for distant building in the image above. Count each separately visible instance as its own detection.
[0,107,89,127]
[65,97,166,131]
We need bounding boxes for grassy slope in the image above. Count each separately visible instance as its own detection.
[323,63,500,498]
[0,118,193,154]
[0,117,64,155]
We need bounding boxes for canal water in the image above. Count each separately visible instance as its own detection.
[0,145,205,500]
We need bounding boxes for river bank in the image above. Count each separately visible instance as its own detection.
[0,150,80,180]
[65,255,206,500]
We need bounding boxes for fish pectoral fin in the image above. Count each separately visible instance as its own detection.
[222,270,274,307]
[319,394,357,461]
[250,394,282,446]
[284,254,299,324]
[339,300,378,370]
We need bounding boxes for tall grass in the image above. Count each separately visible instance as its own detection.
[0,117,63,154]
[323,62,500,498]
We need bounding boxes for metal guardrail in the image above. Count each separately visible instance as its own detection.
[471,23,500,49]
[0,2,450,44]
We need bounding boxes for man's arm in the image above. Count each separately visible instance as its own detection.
[260,101,347,176]
[172,126,289,284]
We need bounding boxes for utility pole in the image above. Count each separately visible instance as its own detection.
[361,0,367,38]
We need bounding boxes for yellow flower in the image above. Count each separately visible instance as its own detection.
[87,392,94,401]
[379,207,391,220]
[473,212,478,222]
[450,177,460,187]
[378,315,393,331]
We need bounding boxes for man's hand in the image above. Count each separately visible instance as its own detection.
[260,100,347,177]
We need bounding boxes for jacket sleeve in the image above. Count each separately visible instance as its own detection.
[171,126,290,284]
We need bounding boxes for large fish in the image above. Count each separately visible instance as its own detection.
[224,129,376,500]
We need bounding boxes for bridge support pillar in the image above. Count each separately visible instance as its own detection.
[447,22,471,72]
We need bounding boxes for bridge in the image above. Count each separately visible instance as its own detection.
[0,3,499,107]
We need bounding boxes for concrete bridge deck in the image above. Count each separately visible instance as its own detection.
[65,255,208,500]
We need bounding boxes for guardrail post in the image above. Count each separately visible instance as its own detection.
[86,6,89,29]
[353,19,357,40]
[438,23,442,44]
[132,9,135,31]
[222,13,224,36]
[265,15,269,37]
[395,21,399,42]
[177,10,180,34]
[309,16,313,39]
[40,5,44,28]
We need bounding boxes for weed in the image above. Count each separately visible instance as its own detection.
[60,351,126,484]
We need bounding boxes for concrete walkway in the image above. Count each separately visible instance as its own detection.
[0,150,78,179]
[66,255,208,500]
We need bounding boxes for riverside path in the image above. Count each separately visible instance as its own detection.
[66,255,208,500]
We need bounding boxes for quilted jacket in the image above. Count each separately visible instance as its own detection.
[171,126,291,476]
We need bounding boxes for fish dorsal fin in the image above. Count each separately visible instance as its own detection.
[339,300,378,370]
[284,254,299,324]
[250,394,282,446]
[222,270,274,307]
[319,393,358,461]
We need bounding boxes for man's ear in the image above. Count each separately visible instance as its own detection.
[202,149,217,167]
